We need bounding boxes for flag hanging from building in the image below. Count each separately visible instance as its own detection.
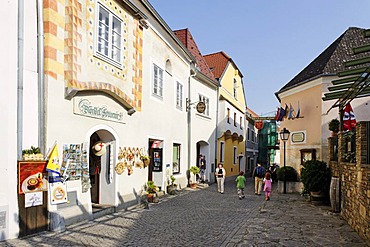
[46,143,61,174]
[343,103,356,131]
[151,140,162,148]
[277,106,286,121]
[288,104,294,119]
[296,101,301,118]
[284,104,289,119]
[274,107,281,121]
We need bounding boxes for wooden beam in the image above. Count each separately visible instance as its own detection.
[353,44,370,54]
[337,67,367,77]
[332,76,358,85]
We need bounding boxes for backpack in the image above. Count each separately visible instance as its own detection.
[256,166,264,178]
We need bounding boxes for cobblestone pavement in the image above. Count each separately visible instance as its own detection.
[1,178,368,247]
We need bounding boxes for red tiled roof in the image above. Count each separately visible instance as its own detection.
[203,51,231,79]
[173,29,216,82]
[247,108,259,117]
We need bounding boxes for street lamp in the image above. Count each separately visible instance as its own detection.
[279,128,290,194]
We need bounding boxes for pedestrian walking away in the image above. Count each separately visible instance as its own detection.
[199,154,206,183]
[215,163,226,193]
[252,163,265,195]
[263,172,272,201]
[235,171,246,199]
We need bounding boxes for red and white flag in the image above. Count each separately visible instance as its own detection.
[151,140,162,148]
[343,103,356,131]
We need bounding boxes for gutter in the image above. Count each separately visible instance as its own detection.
[37,0,45,154]
[17,0,24,160]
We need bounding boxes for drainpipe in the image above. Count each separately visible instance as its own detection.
[17,0,24,160]
[214,80,220,173]
[187,66,196,185]
[37,0,45,154]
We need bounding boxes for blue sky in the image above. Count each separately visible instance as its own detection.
[148,0,370,116]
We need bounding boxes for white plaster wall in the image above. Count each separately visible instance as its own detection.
[140,26,190,189]
[0,0,19,241]
[46,78,150,216]
[190,76,218,181]
[22,0,39,149]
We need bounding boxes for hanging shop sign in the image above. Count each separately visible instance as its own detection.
[73,97,125,124]
[255,121,264,130]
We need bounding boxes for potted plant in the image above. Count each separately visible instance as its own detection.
[146,180,158,203]
[300,160,331,203]
[167,175,177,195]
[328,119,340,136]
[276,166,302,193]
[189,166,200,188]
[22,146,43,161]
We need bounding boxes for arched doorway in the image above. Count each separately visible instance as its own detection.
[196,140,210,182]
[89,128,117,206]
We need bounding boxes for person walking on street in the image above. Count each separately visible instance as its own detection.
[263,172,273,201]
[199,155,206,183]
[252,163,265,195]
[235,171,246,199]
[215,163,226,194]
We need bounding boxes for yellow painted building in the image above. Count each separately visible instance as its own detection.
[204,52,247,177]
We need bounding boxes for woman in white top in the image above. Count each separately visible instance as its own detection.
[215,163,226,194]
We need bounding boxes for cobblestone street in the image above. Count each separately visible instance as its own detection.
[1,178,368,247]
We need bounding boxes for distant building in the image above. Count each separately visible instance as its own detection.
[257,120,278,168]
[204,51,247,177]
[245,108,259,176]
[174,28,218,183]
[275,27,370,174]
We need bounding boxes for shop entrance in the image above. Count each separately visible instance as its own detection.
[89,130,116,206]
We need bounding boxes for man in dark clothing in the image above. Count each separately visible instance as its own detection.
[199,155,206,183]
[252,163,265,195]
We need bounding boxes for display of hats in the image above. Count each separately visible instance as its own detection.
[92,141,107,156]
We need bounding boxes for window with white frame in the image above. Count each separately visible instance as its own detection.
[227,108,230,124]
[198,94,210,116]
[233,78,237,98]
[240,116,243,129]
[220,142,225,162]
[153,64,163,98]
[176,81,183,109]
[172,143,181,174]
[233,146,237,164]
[234,112,237,127]
[96,3,122,66]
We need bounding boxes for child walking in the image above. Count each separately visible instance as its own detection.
[235,171,246,199]
[263,172,272,201]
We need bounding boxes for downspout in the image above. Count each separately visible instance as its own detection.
[214,80,220,173]
[187,69,195,186]
[37,0,45,154]
[17,0,24,160]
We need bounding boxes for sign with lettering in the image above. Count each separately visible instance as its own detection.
[25,192,43,208]
[291,132,305,143]
[74,97,125,124]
